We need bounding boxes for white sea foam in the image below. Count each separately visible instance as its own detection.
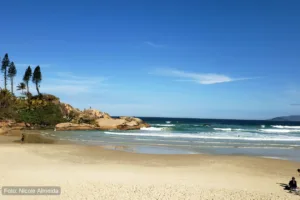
[213,128,232,131]
[104,131,300,141]
[166,121,171,124]
[272,125,300,129]
[260,129,300,133]
[154,124,175,127]
[213,128,248,132]
[261,125,265,128]
[140,127,163,131]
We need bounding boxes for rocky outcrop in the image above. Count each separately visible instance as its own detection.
[0,120,28,135]
[77,109,111,123]
[55,117,150,131]
[55,123,96,131]
[60,103,81,118]
[55,103,150,131]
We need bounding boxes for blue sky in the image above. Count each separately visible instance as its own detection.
[1,0,300,119]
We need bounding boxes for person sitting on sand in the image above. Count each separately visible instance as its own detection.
[289,177,298,191]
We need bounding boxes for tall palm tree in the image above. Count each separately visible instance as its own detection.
[23,66,32,94]
[8,62,17,95]
[17,82,26,94]
[1,53,10,90]
[32,66,42,95]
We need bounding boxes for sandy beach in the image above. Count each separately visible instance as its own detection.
[0,134,299,200]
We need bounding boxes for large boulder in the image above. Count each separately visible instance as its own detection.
[55,123,96,131]
[96,117,150,130]
[96,118,127,130]
[55,117,150,131]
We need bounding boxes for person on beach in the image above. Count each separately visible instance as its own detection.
[289,177,298,191]
[21,133,25,144]
[298,169,300,175]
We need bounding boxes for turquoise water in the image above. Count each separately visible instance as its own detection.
[44,117,300,161]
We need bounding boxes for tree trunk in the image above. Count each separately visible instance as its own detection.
[36,82,40,95]
[26,82,29,94]
[4,69,7,90]
[10,78,14,95]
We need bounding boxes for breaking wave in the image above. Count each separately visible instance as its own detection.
[104,131,300,141]
[140,127,163,131]
[272,125,300,129]
[260,129,300,133]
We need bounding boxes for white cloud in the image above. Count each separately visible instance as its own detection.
[144,41,165,48]
[153,68,259,85]
[40,72,109,95]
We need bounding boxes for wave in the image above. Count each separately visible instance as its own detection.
[154,124,175,127]
[272,125,300,129]
[140,127,163,131]
[213,128,245,132]
[213,128,232,131]
[166,121,171,124]
[103,131,300,141]
[214,127,300,133]
[260,129,300,133]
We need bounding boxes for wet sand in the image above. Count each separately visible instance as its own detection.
[0,134,299,199]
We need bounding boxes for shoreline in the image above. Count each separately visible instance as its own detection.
[2,132,300,165]
[7,130,300,162]
[1,133,300,199]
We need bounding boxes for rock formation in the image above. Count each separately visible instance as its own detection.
[55,109,150,131]
[0,120,28,135]
[55,122,96,131]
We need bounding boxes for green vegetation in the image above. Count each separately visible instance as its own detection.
[17,82,26,94]
[0,89,16,119]
[8,62,17,95]
[23,66,32,94]
[1,53,10,90]
[17,103,65,127]
[32,66,42,95]
[0,53,66,128]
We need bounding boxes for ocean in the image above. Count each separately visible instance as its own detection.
[45,117,300,161]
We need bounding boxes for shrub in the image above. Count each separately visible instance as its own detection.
[0,89,17,120]
[17,103,66,127]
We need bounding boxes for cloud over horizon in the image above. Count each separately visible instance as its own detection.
[153,68,259,85]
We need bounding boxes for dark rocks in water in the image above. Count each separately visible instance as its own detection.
[270,115,300,122]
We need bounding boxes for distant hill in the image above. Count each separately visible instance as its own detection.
[270,115,300,121]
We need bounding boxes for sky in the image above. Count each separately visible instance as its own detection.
[0,0,300,119]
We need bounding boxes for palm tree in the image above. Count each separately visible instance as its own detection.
[32,66,42,95]
[1,53,10,90]
[8,62,17,95]
[17,82,26,94]
[23,66,32,94]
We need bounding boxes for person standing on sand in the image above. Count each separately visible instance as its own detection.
[21,133,25,144]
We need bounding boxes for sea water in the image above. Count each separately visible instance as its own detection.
[45,117,300,161]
